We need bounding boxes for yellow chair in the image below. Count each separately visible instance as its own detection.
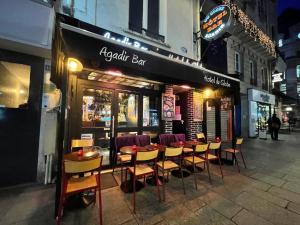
[56,156,103,225]
[157,147,185,201]
[205,142,223,179]
[223,138,246,172]
[127,149,160,213]
[71,139,94,151]
[196,133,206,143]
[184,144,211,189]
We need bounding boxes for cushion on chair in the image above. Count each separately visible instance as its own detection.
[174,133,186,142]
[159,134,176,146]
[183,148,193,153]
[118,154,132,162]
[184,156,205,164]
[157,160,179,170]
[115,136,137,151]
[224,148,240,154]
[129,164,154,176]
[205,154,218,160]
[136,135,151,147]
[67,175,98,193]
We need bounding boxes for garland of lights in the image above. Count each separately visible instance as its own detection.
[223,0,276,57]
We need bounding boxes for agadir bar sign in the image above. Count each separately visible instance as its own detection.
[201,5,231,41]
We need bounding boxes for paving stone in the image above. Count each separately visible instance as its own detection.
[250,172,286,187]
[281,181,300,195]
[232,209,274,225]
[234,191,300,225]
[287,202,300,215]
[268,186,300,204]
[195,205,236,225]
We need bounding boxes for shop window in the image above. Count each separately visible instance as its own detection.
[234,52,241,73]
[296,65,300,78]
[143,95,159,127]
[118,92,139,128]
[0,61,30,108]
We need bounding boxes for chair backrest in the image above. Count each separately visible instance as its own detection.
[115,135,137,151]
[136,149,159,162]
[71,139,93,150]
[136,135,151,147]
[195,144,209,153]
[236,138,243,145]
[196,133,206,141]
[165,147,183,157]
[159,134,176,146]
[64,156,102,174]
[209,142,221,150]
[174,134,186,142]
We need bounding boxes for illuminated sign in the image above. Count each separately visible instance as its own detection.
[201,5,231,41]
[103,32,148,51]
[272,73,283,83]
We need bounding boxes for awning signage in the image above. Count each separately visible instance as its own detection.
[201,5,231,41]
[248,89,275,105]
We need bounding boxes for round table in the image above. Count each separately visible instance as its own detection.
[64,150,100,161]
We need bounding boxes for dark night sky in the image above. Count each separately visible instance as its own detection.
[278,0,300,16]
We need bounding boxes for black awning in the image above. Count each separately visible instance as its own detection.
[60,25,239,90]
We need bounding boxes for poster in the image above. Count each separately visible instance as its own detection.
[162,93,175,121]
[193,92,203,121]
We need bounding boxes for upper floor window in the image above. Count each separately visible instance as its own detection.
[250,60,256,85]
[278,39,283,47]
[297,83,300,97]
[298,33,300,39]
[129,0,164,41]
[235,52,241,73]
[297,65,300,78]
[280,83,287,94]
[262,68,268,91]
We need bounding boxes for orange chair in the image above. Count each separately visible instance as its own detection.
[223,138,246,172]
[71,139,94,152]
[56,156,103,225]
[196,133,206,143]
[203,142,223,179]
[127,149,161,213]
[157,147,185,201]
[184,144,211,189]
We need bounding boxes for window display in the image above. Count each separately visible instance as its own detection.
[143,95,159,126]
[118,92,138,127]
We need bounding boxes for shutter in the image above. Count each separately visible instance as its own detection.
[206,107,216,140]
[221,110,232,141]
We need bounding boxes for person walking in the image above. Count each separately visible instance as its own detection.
[268,114,281,140]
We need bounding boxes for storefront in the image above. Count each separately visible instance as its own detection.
[248,89,275,138]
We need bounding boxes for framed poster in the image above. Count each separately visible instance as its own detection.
[193,92,203,121]
[162,93,175,121]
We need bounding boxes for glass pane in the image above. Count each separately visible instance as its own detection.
[143,96,159,127]
[0,61,30,108]
[82,89,112,128]
[118,92,138,127]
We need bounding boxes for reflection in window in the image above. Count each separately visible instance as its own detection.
[118,92,138,127]
[82,89,112,128]
[143,96,159,127]
[0,61,30,108]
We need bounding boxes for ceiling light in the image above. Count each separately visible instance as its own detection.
[105,70,123,76]
[19,90,25,94]
[67,58,83,72]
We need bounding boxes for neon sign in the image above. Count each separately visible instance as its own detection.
[272,73,283,83]
[103,32,148,51]
[201,5,231,41]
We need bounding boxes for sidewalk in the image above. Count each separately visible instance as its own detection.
[1,133,300,225]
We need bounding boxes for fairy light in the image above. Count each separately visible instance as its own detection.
[223,0,276,57]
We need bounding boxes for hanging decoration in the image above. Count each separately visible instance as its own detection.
[223,0,276,57]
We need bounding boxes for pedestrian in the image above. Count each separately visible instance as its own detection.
[268,114,281,140]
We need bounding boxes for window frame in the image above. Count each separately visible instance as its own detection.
[234,52,241,73]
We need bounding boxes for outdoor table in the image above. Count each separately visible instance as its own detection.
[64,149,102,207]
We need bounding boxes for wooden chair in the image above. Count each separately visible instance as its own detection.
[196,133,206,143]
[174,133,193,154]
[127,149,161,213]
[205,142,224,179]
[56,156,103,225]
[71,139,94,152]
[223,138,246,172]
[184,144,211,189]
[157,147,185,201]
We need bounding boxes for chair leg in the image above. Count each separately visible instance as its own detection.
[133,175,136,214]
[162,169,166,201]
[155,167,161,202]
[234,154,240,173]
[193,163,198,190]
[98,180,103,225]
[206,160,212,183]
[217,157,224,179]
[180,167,186,195]
[120,161,123,182]
[240,152,247,169]
[56,193,64,225]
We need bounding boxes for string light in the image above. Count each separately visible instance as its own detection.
[223,0,276,57]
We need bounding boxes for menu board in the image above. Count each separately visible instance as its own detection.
[162,94,175,121]
[193,92,203,121]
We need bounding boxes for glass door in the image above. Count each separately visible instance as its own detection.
[81,88,114,166]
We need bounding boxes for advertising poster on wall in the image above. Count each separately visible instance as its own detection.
[193,92,203,121]
[162,93,175,121]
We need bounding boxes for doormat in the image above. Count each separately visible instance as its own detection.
[101,173,118,190]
